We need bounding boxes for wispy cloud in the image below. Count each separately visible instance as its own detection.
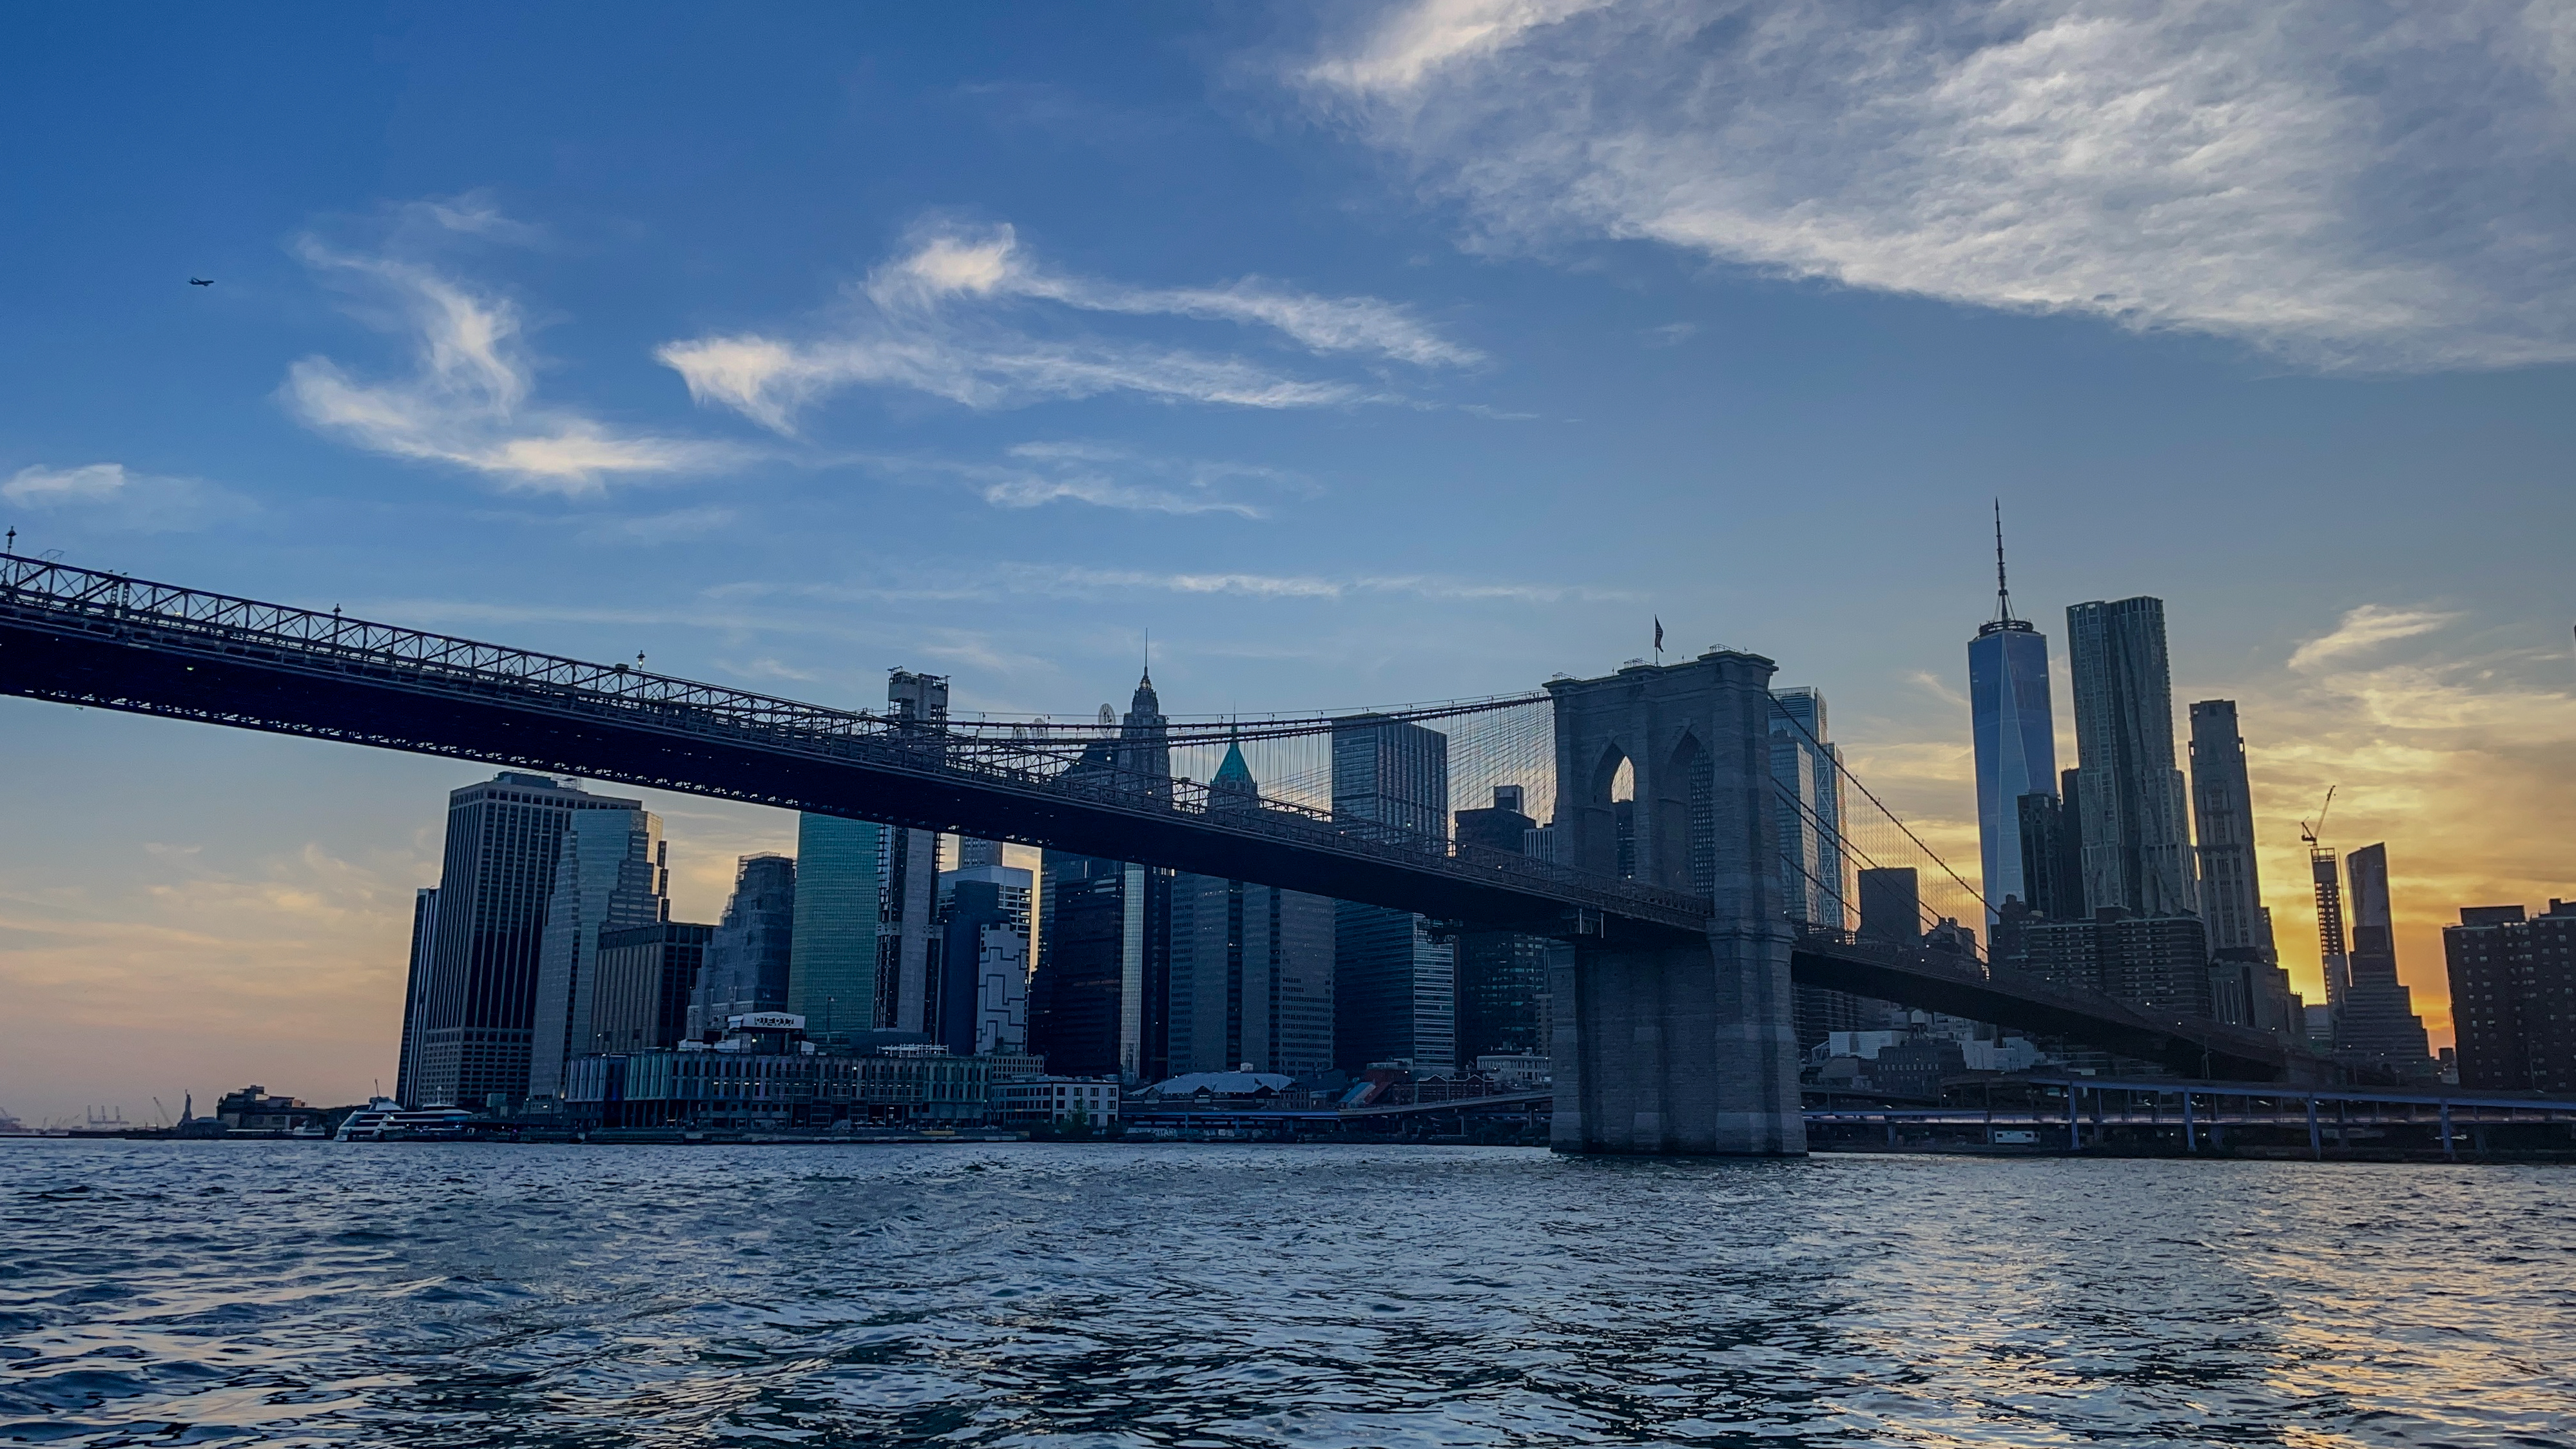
[994,562,1639,603]
[697,561,1637,610]
[1,462,254,532]
[2287,604,2463,672]
[1303,0,2576,371]
[575,505,737,547]
[828,441,1306,518]
[1905,668,1970,711]
[282,217,738,494]
[657,222,1475,431]
[714,656,822,684]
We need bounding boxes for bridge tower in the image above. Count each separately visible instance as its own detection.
[1545,651,1805,1156]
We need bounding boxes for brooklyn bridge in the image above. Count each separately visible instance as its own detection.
[0,551,2331,1155]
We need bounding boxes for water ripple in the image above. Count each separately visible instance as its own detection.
[0,1142,2569,1446]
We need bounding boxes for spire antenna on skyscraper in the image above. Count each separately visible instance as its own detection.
[1995,500,2008,612]
[1977,503,2034,639]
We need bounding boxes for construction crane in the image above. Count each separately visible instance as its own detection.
[2299,785,2336,852]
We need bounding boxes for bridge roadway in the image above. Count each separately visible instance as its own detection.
[0,554,2325,1084]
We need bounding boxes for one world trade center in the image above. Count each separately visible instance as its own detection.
[1968,506,2058,925]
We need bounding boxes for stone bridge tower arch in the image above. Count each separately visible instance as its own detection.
[1543,652,1805,1155]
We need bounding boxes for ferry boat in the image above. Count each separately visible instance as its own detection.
[334,1098,478,1142]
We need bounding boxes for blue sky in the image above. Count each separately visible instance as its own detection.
[5,3,2571,1120]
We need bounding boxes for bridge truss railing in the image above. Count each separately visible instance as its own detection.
[0,554,1707,928]
[1788,923,2320,1073]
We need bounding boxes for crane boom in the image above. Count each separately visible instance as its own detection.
[2300,784,2337,848]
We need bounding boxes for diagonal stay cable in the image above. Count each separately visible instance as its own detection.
[1774,781,1948,938]
[1767,694,1989,917]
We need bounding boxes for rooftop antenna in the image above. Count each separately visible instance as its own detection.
[1993,499,2017,625]
[1141,627,1151,686]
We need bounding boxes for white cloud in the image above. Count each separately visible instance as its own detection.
[2,462,253,532]
[657,222,1473,431]
[283,237,737,494]
[1304,0,2576,371]
[2287,605,2463,672]
[861,223,1480,365]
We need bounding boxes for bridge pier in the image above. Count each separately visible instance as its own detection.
[1544,652,1806,1156]
[1551,922,1804,1154]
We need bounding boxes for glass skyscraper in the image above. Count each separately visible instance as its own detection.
[788,813,882,1042]
[1968,518,2057,925]
[528,804,666,1096]
[1768,686,1848,928]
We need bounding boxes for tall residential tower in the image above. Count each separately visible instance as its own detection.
[2066,596,2196,919]
[2188,700,2298,1031]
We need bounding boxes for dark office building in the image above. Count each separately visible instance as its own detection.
[1030,676,1177,1081]
[2015,786,2086,922]
[1168,872,1336,1076]
[2334,844,2434,1075]
[2445,900,2576,1093]
[688,854,797,1037]
[1156,741,1335,1077]
[1031,850,1171,1080]
[937,877,1018,1058]
[1857,868,1922,946]
[1333,713,1456,1073]
[1803,866,1927,1049]
[1454,784,1535,855]
[400,772,645,1108]
[2021,909,2213,1018]
[590,921,714,1053]
[1452,785,1560,1062]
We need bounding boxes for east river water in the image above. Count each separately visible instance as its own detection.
[2,1142,2570,1446]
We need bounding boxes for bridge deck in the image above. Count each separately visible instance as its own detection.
[1790,932,2335,1084]
[0,555,1705,937]
[1,554,2329,1082]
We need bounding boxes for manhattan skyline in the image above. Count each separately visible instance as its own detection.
[4,4,2572,1121]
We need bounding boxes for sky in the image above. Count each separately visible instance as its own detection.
[3,1,2571,1123]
